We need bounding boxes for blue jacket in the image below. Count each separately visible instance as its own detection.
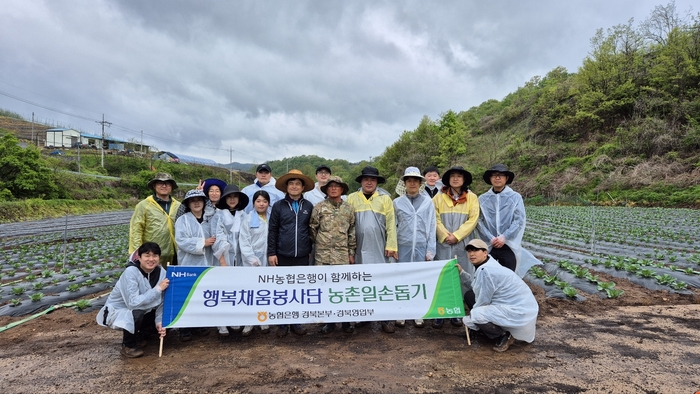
[267,195,313,258]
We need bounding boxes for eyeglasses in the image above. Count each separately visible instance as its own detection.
[490,173,506,178]
[317,171,330,175]
[155,181,171,187]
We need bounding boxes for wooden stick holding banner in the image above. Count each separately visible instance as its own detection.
[159,261,169,358]
[454,254,471,346]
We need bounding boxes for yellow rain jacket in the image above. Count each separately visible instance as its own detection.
[347,190,397,264]
[129,195,181,267]
[434,189,480,277]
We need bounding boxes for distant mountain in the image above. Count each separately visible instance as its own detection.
[219,161,255,171]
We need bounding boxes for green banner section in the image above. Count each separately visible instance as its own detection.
[423,259,465,319]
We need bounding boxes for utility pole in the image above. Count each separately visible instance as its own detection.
[31,112,35,147]
[140,130,143,152]
[96,114,112,168]
[78,132,81,173]
[229,146,233,184]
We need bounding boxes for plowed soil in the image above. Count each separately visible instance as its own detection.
[1,278,699,393]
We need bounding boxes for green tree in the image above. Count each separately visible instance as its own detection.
[0,134,58,199]
[434,110,467,168]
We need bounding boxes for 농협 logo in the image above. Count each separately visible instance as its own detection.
[437,307,445,316]
[257,311,268,322]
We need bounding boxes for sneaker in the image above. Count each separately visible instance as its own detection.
[120,345,144,358]
[276,325,289,338]
[395,320,406,327]
[320,323,335,334]
[242,326,254,337]
[432,319,444,329]
[217,326,229,337]
[381,321,396,334]
[291,324,307,335]
[231,326,242,332]
[414,319,424,328]
[493,332,515,353]
[342,322,354,333]
[450,318,464,327]
[260,325,270,334]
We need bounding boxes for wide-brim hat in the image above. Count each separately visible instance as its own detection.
[321,176,349,195]
[182,189,208,207]
[203,178,227,197]
[275,169,315,193]
[355,166,386,184]
[402,166,425,181]
[216,184,249,210]
[441,166,472,187]
[147,172,178,190]
[466,239,489,251]
[483,164,515,185]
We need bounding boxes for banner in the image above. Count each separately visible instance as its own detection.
[162,259,464,328]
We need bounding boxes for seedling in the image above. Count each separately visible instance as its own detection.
[67,284,81,292]
[74,299,91,311]
[562,286,578,298]
[30,292,44,302]
[11,287,25,296]
[605,289,624,298]
[10,298,22,307]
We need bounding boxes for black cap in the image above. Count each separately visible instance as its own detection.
[256,163,272,173]
[316,164,331,174]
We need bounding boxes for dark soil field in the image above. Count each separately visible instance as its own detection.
[1,278,698,393]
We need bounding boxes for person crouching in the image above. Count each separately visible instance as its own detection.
[458,239,539,352]
[96,242,169,358]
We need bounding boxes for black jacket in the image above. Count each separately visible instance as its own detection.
[267,195,313,258]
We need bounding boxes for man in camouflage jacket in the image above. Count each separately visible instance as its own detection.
[309,176,356,265]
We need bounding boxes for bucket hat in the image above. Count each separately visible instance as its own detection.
[483,164,515,185]
[203,178,227,197]
[355,166,386,184]
[321,176,349,195]
[216,184,249,210]
[395,166,426,196]
[147,172,178,190]
[441,166,472,187]
[182,189,207,209]
[275,169,315,193]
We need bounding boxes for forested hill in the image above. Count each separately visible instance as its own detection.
[377,3,700,207]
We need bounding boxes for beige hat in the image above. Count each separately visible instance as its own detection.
[465,239,489,251]
[275,169,315,193]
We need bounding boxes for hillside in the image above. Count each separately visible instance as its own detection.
[377,4,700,207]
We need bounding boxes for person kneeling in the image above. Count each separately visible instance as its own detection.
[96,242,169,358]
[458,239,538,352]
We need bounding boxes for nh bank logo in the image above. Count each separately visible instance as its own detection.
[257,311,268,322]
[437,307,462,316]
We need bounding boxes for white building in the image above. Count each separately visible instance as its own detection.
[44,128,102,148]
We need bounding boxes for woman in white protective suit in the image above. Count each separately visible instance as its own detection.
[175,189,216,267]
[238,190,272,336]
[393,166,437,328]
[477,164,541,277]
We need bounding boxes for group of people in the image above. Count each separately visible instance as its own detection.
[99,162,540,358]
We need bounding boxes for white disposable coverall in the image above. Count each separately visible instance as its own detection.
[238,212,270,267]
[213,209,247,266]
[175,212,208,266]
[462,256,539,342]
[477,186,542,277]
[393,193,436,262]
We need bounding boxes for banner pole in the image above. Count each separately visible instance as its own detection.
[455,254,470,345]
[159,261,170,358]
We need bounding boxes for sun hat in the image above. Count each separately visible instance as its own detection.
[465,239,489,251]
[402,166,425,181]
[275,169,315,193]
[483,164,515,185]
[203,178,227,197]
[216,184,249,210]
[182,189,207,208]
[320,176,349,195]
[354,166,386,184]
[147,172,178,190]
[441,166,472,187]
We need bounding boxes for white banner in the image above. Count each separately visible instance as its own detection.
[162,260,464,328]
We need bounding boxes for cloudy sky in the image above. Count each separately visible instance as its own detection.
[0,1,695,164]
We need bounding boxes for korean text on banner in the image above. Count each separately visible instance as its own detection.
[162,259,464,328]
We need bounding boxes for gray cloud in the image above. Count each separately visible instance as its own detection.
[0,0,695,163]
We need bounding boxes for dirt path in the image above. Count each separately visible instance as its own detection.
[1,288,698,393]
